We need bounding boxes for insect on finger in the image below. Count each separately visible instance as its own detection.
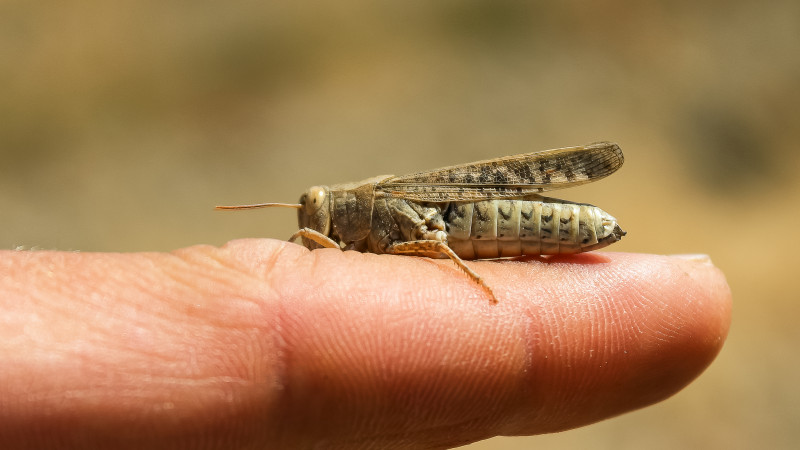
[217,142,626,304]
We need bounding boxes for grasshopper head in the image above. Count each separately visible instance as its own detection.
[216,188,335,249]
[297,186,333,247]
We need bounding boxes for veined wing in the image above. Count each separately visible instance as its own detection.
[377,141,624,201]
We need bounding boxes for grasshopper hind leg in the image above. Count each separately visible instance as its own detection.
[386,240,497,304]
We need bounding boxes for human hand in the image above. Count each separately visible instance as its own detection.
[0,240,731,449]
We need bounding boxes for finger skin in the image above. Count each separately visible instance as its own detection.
[0,240,731,449]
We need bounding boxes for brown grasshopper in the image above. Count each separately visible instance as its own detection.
[217,142,626,303]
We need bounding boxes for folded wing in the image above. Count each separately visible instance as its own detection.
[377,141,624,202]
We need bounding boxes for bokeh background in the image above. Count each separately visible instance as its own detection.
[2,1,798,448]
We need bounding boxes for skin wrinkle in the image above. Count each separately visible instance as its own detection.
[513,254,699,433]
[100,255,199,328]
[406,338,483,430]
[162,251,246,308]
[548,308,584,425]
[114,301,213,378]
[101,250,282,443]
[302,247,358,300]
[346,415,495,450]
[260,248,351,446]
[407,250,494,300]
[604,293,633,356]
[630,258,721,393]
[409,379,518,446]
[24,257,195,386]
[201,244,297,446]
[516,283,565,431]
[237,242,295,289]
[628,271,691,346]
[179,244,263,277]
[168,245,288,382]
[422,339,490,431]
[269,245,527,444]
[482,313,531,429]
[212,240,301,306]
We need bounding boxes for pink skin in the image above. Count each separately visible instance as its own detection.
[0,240,731,449]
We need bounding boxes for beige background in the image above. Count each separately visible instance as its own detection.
[2,1,798,448]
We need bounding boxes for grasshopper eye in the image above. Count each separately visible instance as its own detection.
[303,186,327,214]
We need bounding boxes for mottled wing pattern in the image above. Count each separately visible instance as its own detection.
[378,141,623,201]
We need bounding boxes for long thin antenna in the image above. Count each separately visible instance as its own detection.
[215,202,302,210]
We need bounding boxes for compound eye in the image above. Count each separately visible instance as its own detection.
[304,186,327,214]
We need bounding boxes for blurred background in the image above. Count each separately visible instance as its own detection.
[2,0,798,448]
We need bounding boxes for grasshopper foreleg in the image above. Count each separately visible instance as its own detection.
[386,240,497,304]
[289,228,340,249]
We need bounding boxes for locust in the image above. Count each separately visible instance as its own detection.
[217,141,626,303]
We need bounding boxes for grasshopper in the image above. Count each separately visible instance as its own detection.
[218,142,626,303]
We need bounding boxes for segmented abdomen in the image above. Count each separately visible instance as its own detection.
[444,198,615,259]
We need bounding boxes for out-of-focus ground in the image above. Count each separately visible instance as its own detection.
[1,1,798,448]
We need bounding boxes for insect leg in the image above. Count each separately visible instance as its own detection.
[288,228,340,249]
[386,240,497,304]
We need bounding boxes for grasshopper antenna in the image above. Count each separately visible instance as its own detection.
[215,203,302,210]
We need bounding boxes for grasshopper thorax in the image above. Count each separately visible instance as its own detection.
[298,185,333,241]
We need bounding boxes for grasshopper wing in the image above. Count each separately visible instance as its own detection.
[377,141,624,201]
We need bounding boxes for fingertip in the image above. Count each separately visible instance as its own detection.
[190,245,732,445]
[506,252,732,433]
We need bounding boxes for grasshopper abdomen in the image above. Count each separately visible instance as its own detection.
[444,198,624,259]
